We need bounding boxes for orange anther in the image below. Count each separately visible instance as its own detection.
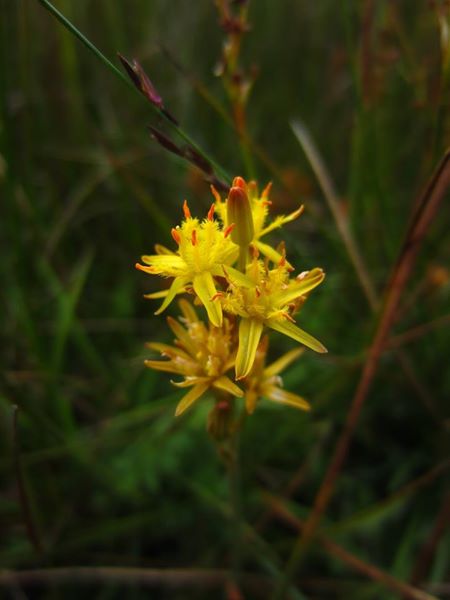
[223,223,236,238]
[183,199,192,219]
[262,181,272,198]
[207,203,215,221]
[262,200,273,207]
[210,291,224,301]
[171,228,181,244]
[210,185,221,204]
[191,229,198,245]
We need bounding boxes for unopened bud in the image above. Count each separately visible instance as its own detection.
[227,183,254,248]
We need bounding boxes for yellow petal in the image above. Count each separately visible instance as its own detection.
[220,265,253,287]
[140,254,186,274]
[154,244,175,255]
[193,272,222,327]
[175,382,209,416]
[263,347,304,378]
[154,277,189,315]
[178,298,198,323]
[166,316,198,356]
[146,342,191,361]
[275,268,325,306]
[171,376,210,388]
[144,359,180,374]
[235,318,264,380]
[267,318,327,353]
[259,205,304,237]
[265,385,311,411]
[254,240,285,266]
[143,290,172,299]
[212,375,244,397]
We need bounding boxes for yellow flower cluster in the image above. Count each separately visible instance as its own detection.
[137,177,326,419]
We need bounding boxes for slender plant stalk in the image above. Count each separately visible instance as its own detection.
[228,428,244,591]
[291,120,378,310]
[12,405,43,554]
[35,0,232,186]
[267,494,438,600]
[272,150,450,599]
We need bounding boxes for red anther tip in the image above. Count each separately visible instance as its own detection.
[183,199,192,219]
[223,223,236,238]
[191,229,198,245]
[262,181,272,198]
[207,203,215,221]
[210,185,221,203]
[210,292,224,301]
[171,228,181,244]
[232,176,247,190]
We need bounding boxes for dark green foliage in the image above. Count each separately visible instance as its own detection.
[1,1,449,598]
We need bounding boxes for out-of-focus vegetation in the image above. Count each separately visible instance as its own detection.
[1,1,449,598]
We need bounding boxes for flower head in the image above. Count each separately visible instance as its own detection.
[244,336,310,414]
[145,299,243,416]
[221,257,326,379]
[136,201,238,326]
[213,178,304,265]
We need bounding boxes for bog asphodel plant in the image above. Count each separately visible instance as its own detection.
[136,177,326,435]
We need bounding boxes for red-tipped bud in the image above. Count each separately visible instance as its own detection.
[232,176,247,190]
[226,184,254,248]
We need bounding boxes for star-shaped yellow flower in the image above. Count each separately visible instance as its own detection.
[145,299,243,416]
[136,202,238,327]
[221,258,327,379]
[244,336,310,414]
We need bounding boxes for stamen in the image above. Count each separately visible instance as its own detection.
[262,200,273,206]
[223,223,236,238]
[210,291,224,301]
[262,181,272,198]
[171,228,181,244]
[210,185,221,204]
[207,203,215,221]
[183,199,192,219]
[282,312,296,323]
[191,229,198,245]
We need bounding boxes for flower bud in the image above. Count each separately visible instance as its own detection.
[226,183,254,248]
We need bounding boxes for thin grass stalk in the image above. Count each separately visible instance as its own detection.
[267,494,438,600]
[272,150,450,598]
[35,0,232,185]
[291,120,378,310]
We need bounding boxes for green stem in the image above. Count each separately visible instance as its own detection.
[36,0,232,186]
[228,428,243,588]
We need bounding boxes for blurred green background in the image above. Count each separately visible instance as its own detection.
[1,1,449,598]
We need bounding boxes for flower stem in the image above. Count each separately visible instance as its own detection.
[228,426,243,589]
